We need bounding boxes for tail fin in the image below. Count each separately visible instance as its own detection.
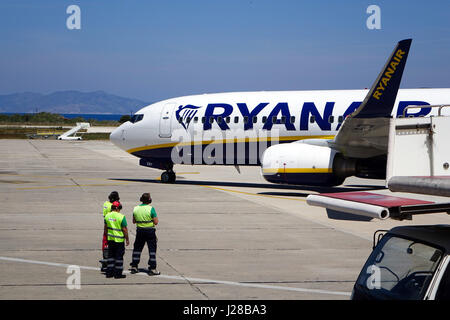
[353,39,412,118]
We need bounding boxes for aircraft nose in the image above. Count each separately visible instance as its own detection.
[110,126,125,149]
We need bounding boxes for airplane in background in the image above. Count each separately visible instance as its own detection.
[110,39,450,186]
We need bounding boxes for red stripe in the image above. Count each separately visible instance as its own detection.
[319,191,434,208]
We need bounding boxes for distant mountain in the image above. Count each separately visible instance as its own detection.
[0,90,150,114]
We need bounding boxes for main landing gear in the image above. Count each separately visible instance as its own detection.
[161,170,176,183]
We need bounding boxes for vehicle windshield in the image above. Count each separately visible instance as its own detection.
[355,234,443,300]
[130,114,144,123]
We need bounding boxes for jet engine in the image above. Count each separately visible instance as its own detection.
[261,142,358,186]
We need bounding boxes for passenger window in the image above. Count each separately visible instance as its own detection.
[209,117,214,124]
[253,116,257,124]
[130,114,144,123]
[281,116,286,124]
[328,116,334,123]
[338,116,344,123]
[243,116,249,124]
[310,115,315,123]
[262,116,267,123]
[202,117,205,124]
[234,116,239,123]
[194,117,198,123]
[272,116,277,123]
[290,116,295,124]
[217,116,223,124]
[186,117,191,123]
[226,117,230,123]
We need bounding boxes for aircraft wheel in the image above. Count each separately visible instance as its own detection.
[161,171,176,183]
[168,171,176,183]
[161,172,170,183]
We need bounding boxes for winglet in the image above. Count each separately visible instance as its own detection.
[352,39,412,118]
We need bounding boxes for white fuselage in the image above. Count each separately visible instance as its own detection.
[110,88,450,167]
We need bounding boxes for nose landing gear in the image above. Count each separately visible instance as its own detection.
[161,170,176,183]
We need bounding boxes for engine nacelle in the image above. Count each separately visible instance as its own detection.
[261,142,353,186]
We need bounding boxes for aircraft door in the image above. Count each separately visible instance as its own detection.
[159,103,176,138]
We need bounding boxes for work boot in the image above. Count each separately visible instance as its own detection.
[100,260,107,273]
[130,266,139,274]
[148,269,160,276]
[114,274,126,279]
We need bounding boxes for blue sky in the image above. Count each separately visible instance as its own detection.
[1,0,450,102]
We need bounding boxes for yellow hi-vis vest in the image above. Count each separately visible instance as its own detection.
[133,204,154,228]
[103,201,112,217]
[105,211,125,242]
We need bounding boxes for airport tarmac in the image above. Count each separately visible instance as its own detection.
[0,139,449,300]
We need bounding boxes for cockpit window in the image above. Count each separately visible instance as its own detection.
[130,114,144,123]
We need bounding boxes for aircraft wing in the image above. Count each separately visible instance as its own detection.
[329,39,412,158]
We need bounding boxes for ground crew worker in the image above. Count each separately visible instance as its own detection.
[100,191,120,272]
[104,201,129,278]
[129,193,160,275]
[103,191,120,217]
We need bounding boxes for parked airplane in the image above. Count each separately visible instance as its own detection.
[110,39,450,185]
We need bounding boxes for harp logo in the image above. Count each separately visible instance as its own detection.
[176,105,201,130]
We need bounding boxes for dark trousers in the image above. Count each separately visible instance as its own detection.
[131,228,157,269]
[106,240,125,276]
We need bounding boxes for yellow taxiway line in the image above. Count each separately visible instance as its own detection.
[200,185,307,202]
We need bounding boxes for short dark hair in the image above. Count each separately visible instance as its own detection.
[140,193,151,204]
[109,191,120,202]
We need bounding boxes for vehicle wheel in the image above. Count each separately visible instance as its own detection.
[168,172,176,183]
[161,172,170,183]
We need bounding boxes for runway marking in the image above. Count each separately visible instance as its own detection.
[0,256,350,297]
[16,183,131,190]
[200,185,307,202]
[0,173,123,182]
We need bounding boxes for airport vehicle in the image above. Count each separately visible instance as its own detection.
[306,108,450,300]
[307,104,450,220]
[110,39,450,185]
[57,122,89,140]
[352,225,450,300]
